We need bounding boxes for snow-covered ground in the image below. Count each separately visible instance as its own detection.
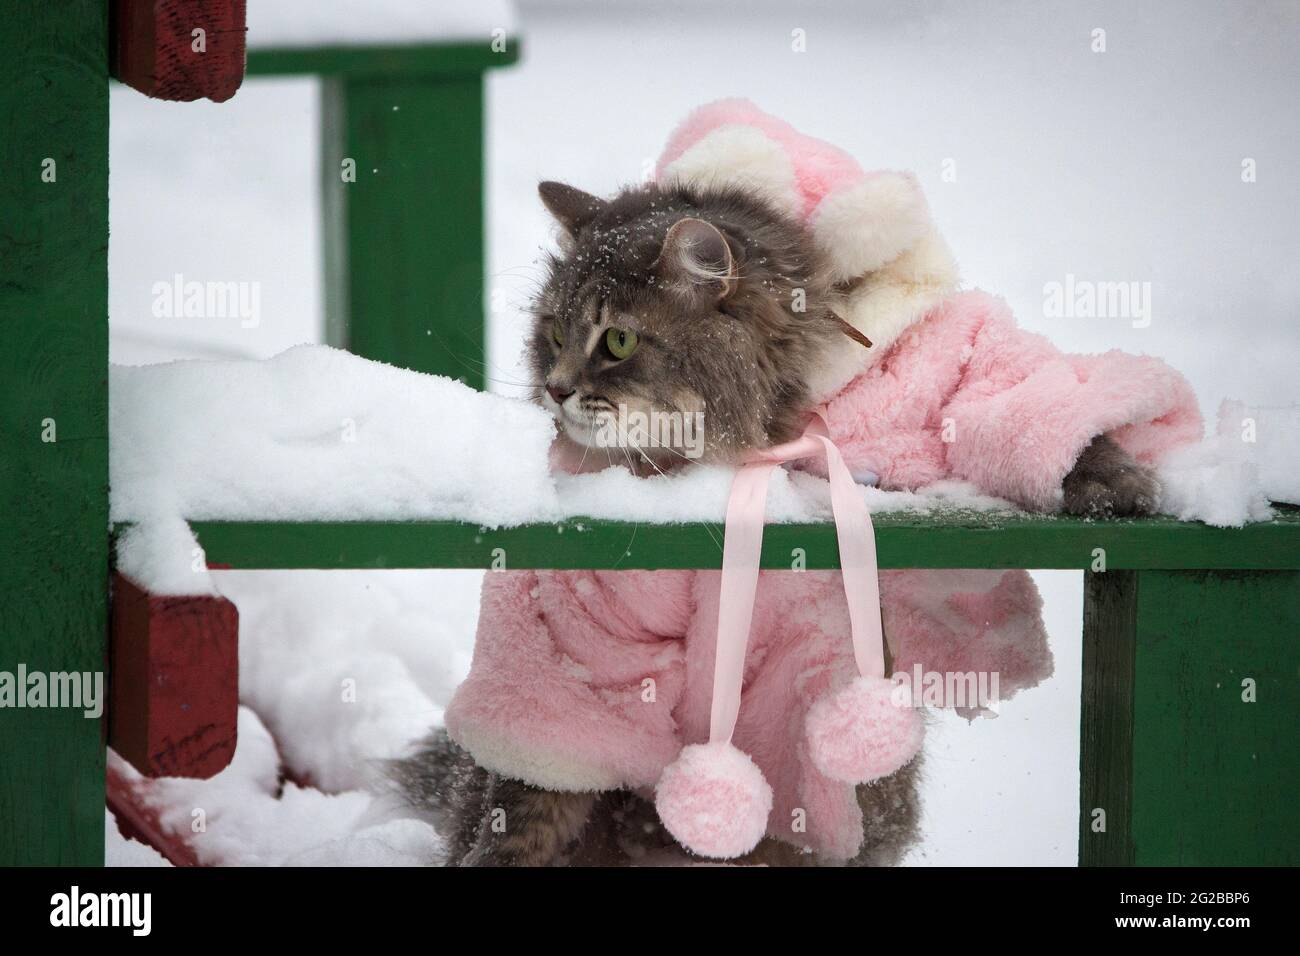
[106,0,1300,866]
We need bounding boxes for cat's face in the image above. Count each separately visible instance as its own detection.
[533,280,710,467]
[527,181,841,467]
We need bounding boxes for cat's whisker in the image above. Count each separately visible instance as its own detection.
[419,328,549,392]
[612,417,640,479]
[627,436,724,556]
[638,434,706,470]
[571,409,598,475]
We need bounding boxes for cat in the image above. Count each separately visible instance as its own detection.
[390,177,1159,866]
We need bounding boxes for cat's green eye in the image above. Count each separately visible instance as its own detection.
[552,322,564,347]
[605,327,638,360]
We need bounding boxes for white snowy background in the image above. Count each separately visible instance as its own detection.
[106,0,1299,865]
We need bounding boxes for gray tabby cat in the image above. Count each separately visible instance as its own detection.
[391,178,1159,866]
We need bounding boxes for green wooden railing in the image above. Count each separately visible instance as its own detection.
[183,507,1300,571]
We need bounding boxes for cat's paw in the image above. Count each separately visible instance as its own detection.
[1062,435,1161,518]
[1062,470,1160,517]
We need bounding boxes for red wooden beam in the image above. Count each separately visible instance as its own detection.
[108,571,239,778]
[106,761,203,867]
[111,0,247,102]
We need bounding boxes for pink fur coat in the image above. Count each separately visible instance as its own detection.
[444,101,1202,860]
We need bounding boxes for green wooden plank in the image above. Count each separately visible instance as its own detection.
[1129,570,1300,865]
[246,40,520,78]
[172,505,1300,571]
[1079,571,1137,866]
[322,71,489,386]
[0,1,109,865]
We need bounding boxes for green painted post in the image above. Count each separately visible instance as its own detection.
[1079,571,1137,865]
[324,73,487,386]
[1081,569,1300,865]
[248,42,520,388]
[1130,570,1299,864]
[0,1,110,865]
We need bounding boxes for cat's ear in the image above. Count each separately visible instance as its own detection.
[538,181,607,238]
[655,217,737,300]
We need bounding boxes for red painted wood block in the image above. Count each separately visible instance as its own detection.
[109,571,239,779]
[111,0,247,103]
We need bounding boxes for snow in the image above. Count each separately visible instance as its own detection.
[559,468,1015,523]
[105,811,171,867]
[109,708,443,867]
[247,0,516,49]
[1217,400,1300,505]
[1153,399,1298,527]
[115,517,217,598]
[232,569,479,793]
[109,79,322,365]
[110,345,560,528]
[1156,436,1273,528]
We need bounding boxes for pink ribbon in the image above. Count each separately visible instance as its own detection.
[709,407,884,745]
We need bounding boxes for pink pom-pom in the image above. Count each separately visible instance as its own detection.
[654,742,773,859]
[805,676,924,783]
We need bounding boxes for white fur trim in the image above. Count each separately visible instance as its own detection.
[450,724,624,792]
[659,125,803,220]
[811,172,933,283]
[806,230,960,403]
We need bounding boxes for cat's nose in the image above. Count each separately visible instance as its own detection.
[546,383,575,405]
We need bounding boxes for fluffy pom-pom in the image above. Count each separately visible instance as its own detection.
[654,742,773,859]
[805,676,924,783]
